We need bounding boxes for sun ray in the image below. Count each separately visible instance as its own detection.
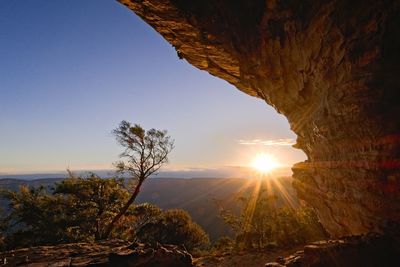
[218,178,255,208]
[271,178,297,209]
[178,178,243,209]
[243,177,262,234]
[265,176,274,196]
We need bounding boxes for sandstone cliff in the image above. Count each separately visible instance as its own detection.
[118,0,400,237]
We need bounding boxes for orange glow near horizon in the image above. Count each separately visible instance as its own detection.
[251,153,280,174]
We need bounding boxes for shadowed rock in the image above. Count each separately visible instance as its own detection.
[118,0,400,237]
[265,234,399,267]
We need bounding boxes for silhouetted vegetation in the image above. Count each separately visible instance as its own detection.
[218,186,327,251]
[0,209,6,251]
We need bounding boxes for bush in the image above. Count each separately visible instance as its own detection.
[134,209,210,252]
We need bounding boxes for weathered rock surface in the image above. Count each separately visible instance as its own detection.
[0,241,193,266]
[108,243,193,267]
[118,0,400,237]
[265,234,399,267]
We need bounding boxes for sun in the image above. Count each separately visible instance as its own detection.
[251,153,280,174]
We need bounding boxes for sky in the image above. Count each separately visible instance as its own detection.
[0,0,306,177]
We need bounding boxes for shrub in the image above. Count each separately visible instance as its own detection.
[134,209,210,252]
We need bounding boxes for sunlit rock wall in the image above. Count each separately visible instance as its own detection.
[119,0,400,237]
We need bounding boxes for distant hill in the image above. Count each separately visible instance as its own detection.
[0,177,298,241]
[0,178,64,190]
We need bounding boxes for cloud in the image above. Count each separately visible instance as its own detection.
[238,138,295,146]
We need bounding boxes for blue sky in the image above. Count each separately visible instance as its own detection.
[0,0,306,175]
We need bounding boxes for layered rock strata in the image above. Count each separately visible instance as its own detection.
[118,0,400,237]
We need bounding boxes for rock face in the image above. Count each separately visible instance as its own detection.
[118,0,400,237]
[265,234,399,267]
[0,241,193,266]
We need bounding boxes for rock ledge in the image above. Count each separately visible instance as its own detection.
[0,241,193,267]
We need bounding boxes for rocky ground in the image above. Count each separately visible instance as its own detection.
[0,234,398,266]
[265,234,399,267]
[0,241,193,267]
[196,235,399,267]
[194,246,304,267]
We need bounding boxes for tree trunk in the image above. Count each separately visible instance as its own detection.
[102,179,143,239]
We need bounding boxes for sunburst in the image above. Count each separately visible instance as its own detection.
[251,153,280,174]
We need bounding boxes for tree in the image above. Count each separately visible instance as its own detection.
[103,121,174,238]
[0,185,75,248]
[0,173,131,248]
[54,172,130,240]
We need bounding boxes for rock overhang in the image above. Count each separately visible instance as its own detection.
[118,0,400,237]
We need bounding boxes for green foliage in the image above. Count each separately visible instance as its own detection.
[127,203,163,238]
[133,208,210,252]
[1,186,73,247]
[54,172,130,240]
[219,188,327,251]
[0,173,129,249]
[0,176,210,253]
